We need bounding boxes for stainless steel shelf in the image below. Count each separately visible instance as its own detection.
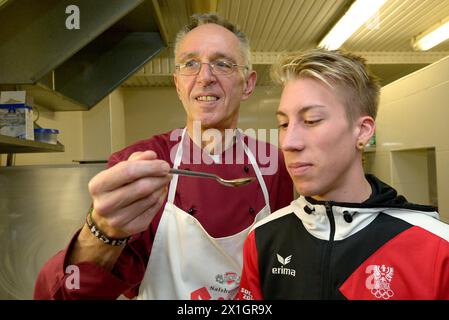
[0,134,64,153]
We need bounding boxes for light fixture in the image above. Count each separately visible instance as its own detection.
[318,0,387,50]
[412,17,449,51]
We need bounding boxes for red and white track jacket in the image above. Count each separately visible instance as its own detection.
[237,175,449,300]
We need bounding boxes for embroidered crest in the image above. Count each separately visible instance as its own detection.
[365,264,395,300]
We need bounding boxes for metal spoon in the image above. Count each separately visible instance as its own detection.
[169,168,255,187]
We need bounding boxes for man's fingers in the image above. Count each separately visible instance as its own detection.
[89,159,171,194]
[124,194,167,235]
[128,150,157,161]
[93,174,171,214]
[104,187,168,232]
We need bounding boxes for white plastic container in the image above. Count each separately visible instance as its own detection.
[34,128,59,144]
[0,104,34,140]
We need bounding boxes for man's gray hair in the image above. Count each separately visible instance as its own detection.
[174,13,252,70]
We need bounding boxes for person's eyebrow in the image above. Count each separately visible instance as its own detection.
[177,52,236,63]
[177,52,198,62]
[276,110,287,117]
[276,105,326,117]
[210,52,236,62]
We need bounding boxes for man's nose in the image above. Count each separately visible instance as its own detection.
[280,124,305,152]
[196,63,216,85]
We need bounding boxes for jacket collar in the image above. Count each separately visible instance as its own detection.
[304,174,436,212]
[289,175,436,240]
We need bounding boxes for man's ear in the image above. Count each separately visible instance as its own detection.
[241,70,257,101]
[355,116,376,146]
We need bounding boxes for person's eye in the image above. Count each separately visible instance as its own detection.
[183,60,198,68]
[304,119,322,126]
[278,122,288,130]
[214,60,233,69]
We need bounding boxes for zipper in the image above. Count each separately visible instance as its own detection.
[321,201,336,299]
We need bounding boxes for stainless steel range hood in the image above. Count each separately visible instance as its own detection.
[0,0,166,110]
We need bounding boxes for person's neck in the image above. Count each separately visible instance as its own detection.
[186,123,237,155]
[313,165,372,203]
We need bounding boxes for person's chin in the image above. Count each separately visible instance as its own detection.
[192,116,220,129]
[194,108,219,120]
[293,179,318,197]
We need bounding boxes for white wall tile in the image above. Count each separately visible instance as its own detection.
[372,55,449,219]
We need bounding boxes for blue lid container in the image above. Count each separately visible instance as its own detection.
[34,128,60,144]
[34,128,59,134]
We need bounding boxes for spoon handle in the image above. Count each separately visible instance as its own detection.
[169,168,217,180]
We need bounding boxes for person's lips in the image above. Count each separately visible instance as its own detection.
[195,95,219,101]
[194,93,220,105]
[288,162,313,176]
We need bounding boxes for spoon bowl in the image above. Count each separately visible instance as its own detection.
[169,168,255,187]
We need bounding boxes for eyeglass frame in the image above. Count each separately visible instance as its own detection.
[175,59,249,76]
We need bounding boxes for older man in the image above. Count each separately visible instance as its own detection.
[34,14,292,300]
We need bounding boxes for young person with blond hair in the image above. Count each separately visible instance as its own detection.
[237,49,449,300]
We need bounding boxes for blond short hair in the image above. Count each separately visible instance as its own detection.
[174,13,252,70]
[271,49,380,122]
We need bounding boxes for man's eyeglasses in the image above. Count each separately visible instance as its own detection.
[175,60,248,76]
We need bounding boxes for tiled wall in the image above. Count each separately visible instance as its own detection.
[370,55,449,222]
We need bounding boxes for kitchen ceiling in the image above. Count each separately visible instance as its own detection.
[122,0,449,88]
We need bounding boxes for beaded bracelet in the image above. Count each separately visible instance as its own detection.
[86,207,130,246]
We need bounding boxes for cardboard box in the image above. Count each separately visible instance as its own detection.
[0,91,34,140]
[0,91,33,107]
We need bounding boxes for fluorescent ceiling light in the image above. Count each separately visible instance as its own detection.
[319,0,387,50]
[413,17,449,51]
[0,0,9,8]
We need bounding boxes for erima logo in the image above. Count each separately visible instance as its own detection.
[272,254,296,276]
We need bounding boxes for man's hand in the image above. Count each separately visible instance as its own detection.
[69,151,171,270]
[88,150,171,238]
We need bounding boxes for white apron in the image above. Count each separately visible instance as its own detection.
[137,129,271,300]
